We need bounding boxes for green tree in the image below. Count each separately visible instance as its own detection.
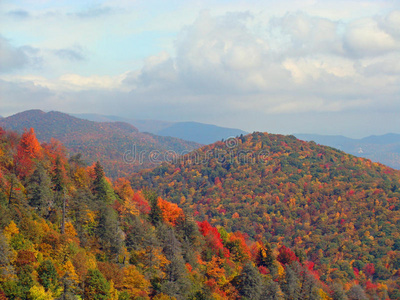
[158,226,191,299]
[146,190,162,226]
[92,162,115,204]
[37,260,58,291]
[83,269,110,300]
[1,280,23,299]
[281,263,301,300]
[27,163,53,217]
[17,265,35,299]
[97,205,122,259]
[261,279,285,300]
[52,156,65,193]
[234,263,263,300]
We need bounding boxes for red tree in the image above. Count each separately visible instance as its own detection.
[197,220,229,257]
[363,263,375,277]
[15,128,42,177]
[277,245,298,265]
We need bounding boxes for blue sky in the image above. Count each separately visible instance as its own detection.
[1,0,399,137]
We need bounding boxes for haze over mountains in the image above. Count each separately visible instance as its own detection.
[72,113,248,145]
[72,112,400,169]
[295,134,400,169]
[1,110,399,172]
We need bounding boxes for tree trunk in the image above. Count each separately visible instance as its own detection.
[61,192,66,234]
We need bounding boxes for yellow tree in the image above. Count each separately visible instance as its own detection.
[121,265,150,298]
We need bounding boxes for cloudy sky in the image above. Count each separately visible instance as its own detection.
[1,0,399,137]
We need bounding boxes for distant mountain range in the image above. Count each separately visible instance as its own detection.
[295,133,400,169]
[71,113,174,133]
[2,110,399,170]
[0,110,200,178]
[72,113,248,144]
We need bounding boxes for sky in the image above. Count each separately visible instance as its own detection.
[0,0,399,138]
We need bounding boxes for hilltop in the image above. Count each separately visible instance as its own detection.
[0,110,200,178]
[130,132,400,294]
[0,127,357,299]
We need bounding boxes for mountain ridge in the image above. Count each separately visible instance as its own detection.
[295,133,400,169]
[0,110,200,178]
[71,112,248,144]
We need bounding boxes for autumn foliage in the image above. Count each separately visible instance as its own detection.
[0,128,399,299]
[14,128,42,177]
[157,197,184,226]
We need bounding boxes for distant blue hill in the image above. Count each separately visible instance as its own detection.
[72,113,247,145]
[295,133,400,169]
[361,133,400,145]
[156,121,248,145]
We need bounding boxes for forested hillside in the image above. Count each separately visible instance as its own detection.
[131,132,400,299]
[1,127,399,299]
[0,110,200,178]
[0,127,365,300]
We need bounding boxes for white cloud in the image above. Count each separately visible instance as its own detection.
[361,53,400,76]
[0,36,30,72]
[273,12,344,56]
[174,11,289,93]
[381,10,400,39]
[1,73,129,92]
[59,73,127,90]
[1,4,400,136]
[344,17,400,57]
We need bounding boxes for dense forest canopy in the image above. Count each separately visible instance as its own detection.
[0,128,399,299]
[131,132,400,298]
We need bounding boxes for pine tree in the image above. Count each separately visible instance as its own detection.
[234,262,263,300]
[83,269,110,300]
[97,205,122,258]
[261,279,285,300]
[126,216,159,252]
[52,156,67,233]
[158,226,191,299]
[67,188,96,247]
[92,161,114,204]
[281,263,301,300]
[147,190,162,226]
[27,163,53,217]
[53,156,65,193]
[37,259,58,291]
